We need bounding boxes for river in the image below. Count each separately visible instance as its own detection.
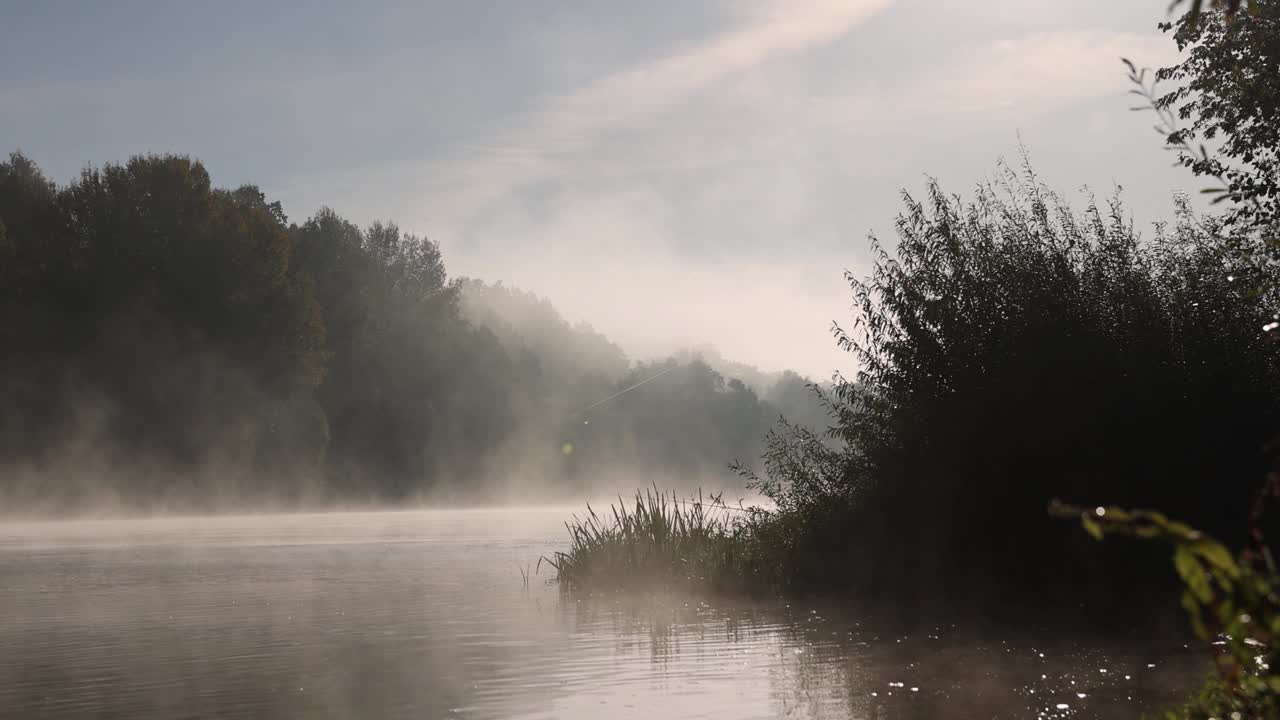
[0,508,1204,719]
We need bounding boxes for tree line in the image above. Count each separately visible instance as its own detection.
[0,154,821,509]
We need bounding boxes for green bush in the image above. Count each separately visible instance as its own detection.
[742,158,1280,601]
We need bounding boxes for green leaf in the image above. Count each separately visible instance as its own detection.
[1176,547,1213,604]
[1082,516,1104,541]
[1183,591,1209,640]
[1105,507,1131,523]
[1191,540,1241,578]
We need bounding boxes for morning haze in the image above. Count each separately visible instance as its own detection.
[2,0,1278,718]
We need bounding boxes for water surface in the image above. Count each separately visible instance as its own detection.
[0,509,1203,718]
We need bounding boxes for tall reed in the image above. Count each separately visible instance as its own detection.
[542,486,765,592]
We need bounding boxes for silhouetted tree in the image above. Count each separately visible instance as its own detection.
[0,153,328,499]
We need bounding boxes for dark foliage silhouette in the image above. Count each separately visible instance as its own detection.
[742,159,1280,605]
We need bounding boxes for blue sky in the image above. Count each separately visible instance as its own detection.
[2,0,1198,377]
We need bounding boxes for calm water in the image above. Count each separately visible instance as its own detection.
[0,509,1204,719]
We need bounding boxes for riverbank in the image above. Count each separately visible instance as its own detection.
[543,489,1187,624]
[547,488,1280,717]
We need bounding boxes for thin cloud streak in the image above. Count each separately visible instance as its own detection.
[809,30,1178,135]
[418,0,895,227]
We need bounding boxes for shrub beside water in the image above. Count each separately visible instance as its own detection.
[744,162,1280,603]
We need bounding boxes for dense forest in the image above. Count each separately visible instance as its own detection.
[0,155,824,510]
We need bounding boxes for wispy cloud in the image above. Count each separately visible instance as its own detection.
[418,0,894,227]
[810,30,1178,136]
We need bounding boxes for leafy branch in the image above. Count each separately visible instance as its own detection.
[1052,493,1280,717]
[1122,57,1237,207]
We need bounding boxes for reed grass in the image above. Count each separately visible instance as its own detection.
[541,486,767,593]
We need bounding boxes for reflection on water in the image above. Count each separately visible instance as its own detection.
[0,509,1202,719]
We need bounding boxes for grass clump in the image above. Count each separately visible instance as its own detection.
[542,487,771,593]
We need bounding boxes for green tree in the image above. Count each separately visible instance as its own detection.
[291,211,524,497]
[1125,2,1279,314]
[1154,4,1279,229]
[0,153,328,497]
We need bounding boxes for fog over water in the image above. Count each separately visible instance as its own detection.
[0,509,1202,720]
[4,0,1276,716]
